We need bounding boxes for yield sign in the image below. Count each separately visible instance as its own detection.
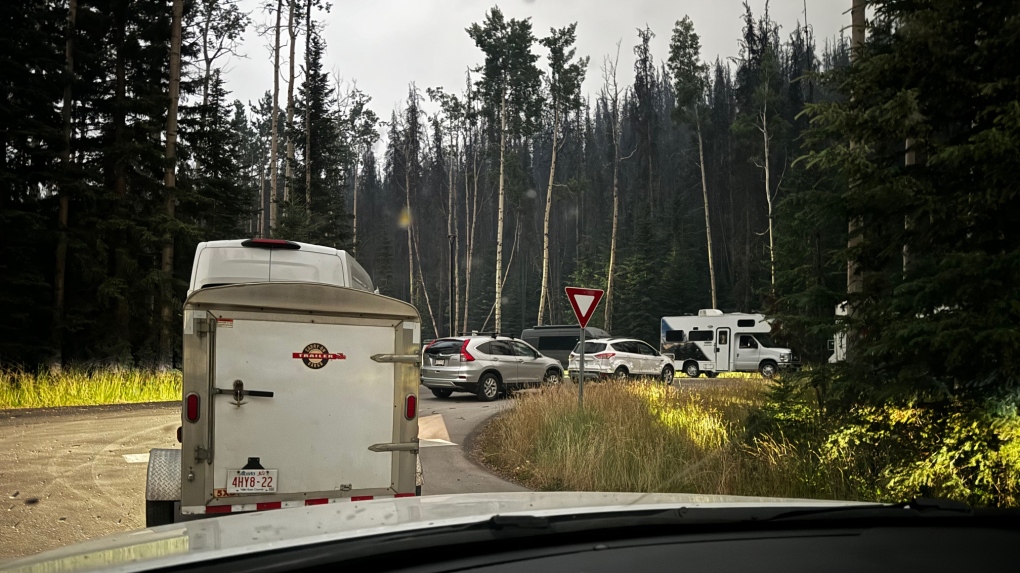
[565,287,605,329]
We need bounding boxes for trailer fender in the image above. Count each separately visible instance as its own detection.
[146,448,182,502]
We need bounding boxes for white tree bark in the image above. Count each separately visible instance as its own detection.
[284,0,297,203]
[495,93,507,333]
[537,105,559,326]
[696,113,718,309]
[269,0,282,233]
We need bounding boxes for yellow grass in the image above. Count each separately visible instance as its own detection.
[0,367,181,409]
[479,378,856,499]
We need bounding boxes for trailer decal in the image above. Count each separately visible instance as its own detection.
[292,343,347,368]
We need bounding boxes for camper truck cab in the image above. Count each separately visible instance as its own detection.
[660,310,800,378]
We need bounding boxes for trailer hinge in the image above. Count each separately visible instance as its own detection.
[369,441,419,453]
[195,446,212,463]
[371,354,420,365]
[195,318,213,335]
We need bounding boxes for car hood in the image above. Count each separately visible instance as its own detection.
[2,492,870,573]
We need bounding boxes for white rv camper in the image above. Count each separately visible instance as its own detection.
[660,310,800,378]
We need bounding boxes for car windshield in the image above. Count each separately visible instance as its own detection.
[2,0,1016,565]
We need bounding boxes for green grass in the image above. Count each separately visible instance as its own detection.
[479,378,1020,506]
[0,367,181,409]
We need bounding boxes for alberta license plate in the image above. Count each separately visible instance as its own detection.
[226,469,278,494]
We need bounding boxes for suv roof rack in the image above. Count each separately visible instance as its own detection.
[457,331,514,339]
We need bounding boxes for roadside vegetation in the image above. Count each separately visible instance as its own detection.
[0,367,181,409]
[480,378,1020,507]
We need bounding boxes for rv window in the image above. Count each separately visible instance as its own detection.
[537,336,578,351]
[689,331,714,342]
[664,330,685,343]
[718,331,729,345]
[737,319,756,327]
[739,335,758,349]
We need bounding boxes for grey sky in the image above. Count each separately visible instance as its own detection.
[225,1,847,133]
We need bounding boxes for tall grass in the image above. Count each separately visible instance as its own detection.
[479,379,858,500]
[0,367,182,409]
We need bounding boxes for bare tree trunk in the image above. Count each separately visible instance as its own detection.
[537,105,559,326]
[351,152,360,253]
[495,94,507,333]
[446,130,457,333]
[303,0,312,214]
[413,227,440,338]
[903,137,914,275]
[462,133,479,333]
[406,156,414,303]
[606,127,619,331]
[52,0,77,368]
[159,0,184,366]
[760,106,775,289]
[847,0,865,296]
[695,114,717,309]
[284,0,297,204]
[269,0,283,233]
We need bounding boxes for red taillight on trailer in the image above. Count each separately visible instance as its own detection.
[460,340,475,362]
[594,352,616,359]
[405,394,417,420]
[185,393,200,422]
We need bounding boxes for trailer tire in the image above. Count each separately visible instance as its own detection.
[145,500,175,528]
[684,361,701,378]
[759,360,778,379]
[430,388,453,399]
[476,373,500,402]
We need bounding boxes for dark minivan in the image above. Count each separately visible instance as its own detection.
[521,325,612,368]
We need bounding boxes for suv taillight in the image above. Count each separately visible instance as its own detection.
[460,340,475,362]
[594,352,616,359]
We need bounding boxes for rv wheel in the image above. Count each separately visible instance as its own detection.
[759,361,778,379]
[684,361,701,378]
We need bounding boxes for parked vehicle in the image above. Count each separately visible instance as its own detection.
[520,325,612,368]
[660,310,800,378]
[568,338,674,383]
[420,335,563,401]
[145,240,421,527]
[188,238,375,295]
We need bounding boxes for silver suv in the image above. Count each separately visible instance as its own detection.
[420,336,564,401]
[568,338,674,383]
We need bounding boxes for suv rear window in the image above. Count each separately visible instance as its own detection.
[572,342,607,354]
[424,339,462,355]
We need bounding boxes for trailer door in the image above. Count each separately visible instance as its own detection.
[210,318,396,497]
[715,328,732,372]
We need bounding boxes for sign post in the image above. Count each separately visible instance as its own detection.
[565,287,605,408]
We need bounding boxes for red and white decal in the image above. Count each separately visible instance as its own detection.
[188,493,418,515]
[293,343,346,369]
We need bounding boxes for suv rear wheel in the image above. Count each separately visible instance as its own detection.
[476,373,500,401]
[614,366,629,380]
[430,388,453,399]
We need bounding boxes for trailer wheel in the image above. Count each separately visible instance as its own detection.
[476,373,500,401]
[759,361,778,379]
[145,500,175,528]
[684,361,701,378]
[430,388,453,399]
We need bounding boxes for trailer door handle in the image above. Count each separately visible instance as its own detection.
[214,379,274,407]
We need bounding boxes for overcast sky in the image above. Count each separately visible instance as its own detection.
[224,1,848,129]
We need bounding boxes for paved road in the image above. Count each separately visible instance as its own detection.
[0,388,522,560]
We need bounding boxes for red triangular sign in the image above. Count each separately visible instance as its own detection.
[565,287,605,329]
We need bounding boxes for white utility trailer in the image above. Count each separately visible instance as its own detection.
[145,241,422,526]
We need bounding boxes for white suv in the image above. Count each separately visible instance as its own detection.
[568,338,674,383]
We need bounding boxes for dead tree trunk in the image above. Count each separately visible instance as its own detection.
[159,0,184,365]
[695,113,717,309]
[52,0,78,368]
[269,0,283,233]
[537,104,559,326]
[494,94,507,333]
[284,0,297,203]
[303,0,312,213]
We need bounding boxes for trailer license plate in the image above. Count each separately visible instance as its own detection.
[226,469,277,494]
